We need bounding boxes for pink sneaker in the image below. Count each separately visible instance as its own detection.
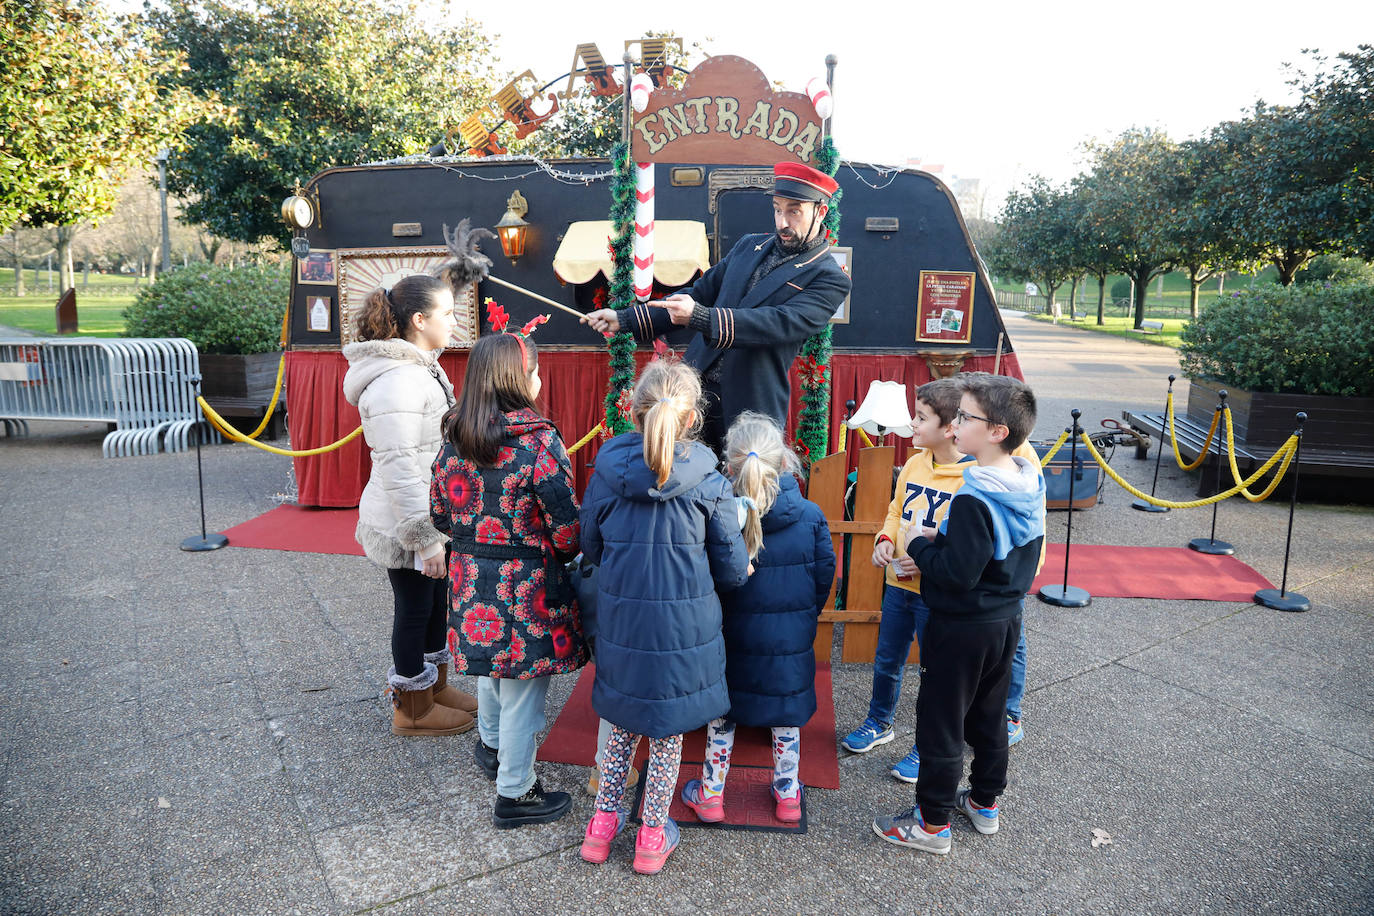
[632,819,680,875]
[774,787,803,824]
[680,778,724,823]
[580,809,626,864]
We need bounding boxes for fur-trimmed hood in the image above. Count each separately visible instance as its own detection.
[342,338,449,406]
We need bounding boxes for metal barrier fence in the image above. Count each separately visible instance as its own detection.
[0,338,217,457]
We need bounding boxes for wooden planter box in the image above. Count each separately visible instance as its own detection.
[200,352,286,438]
[1186,377,1374,453]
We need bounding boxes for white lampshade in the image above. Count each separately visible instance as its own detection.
[846,380,914,438]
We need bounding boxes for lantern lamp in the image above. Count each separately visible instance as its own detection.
[496,190,530,264]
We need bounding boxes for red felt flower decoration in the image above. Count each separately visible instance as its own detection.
[486,299,510,333]
[796,356,830,388]
[520,314,550,336]
[614,388,634,422]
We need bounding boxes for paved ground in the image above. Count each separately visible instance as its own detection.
[1,313,1370,915]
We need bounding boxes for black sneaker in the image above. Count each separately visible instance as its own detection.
[473,739,498,780]
[492,780,573,829]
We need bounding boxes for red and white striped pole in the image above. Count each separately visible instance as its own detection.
[633,162,654,302]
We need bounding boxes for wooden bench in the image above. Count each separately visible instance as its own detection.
[1130,319,1165,335]
[1123,410,1259,496]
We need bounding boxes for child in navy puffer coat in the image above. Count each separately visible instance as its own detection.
[679,412,835,825]
[577,358,750,875]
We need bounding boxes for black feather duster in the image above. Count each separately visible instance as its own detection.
[434,219,496,291]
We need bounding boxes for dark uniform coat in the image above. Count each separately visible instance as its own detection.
[430,409,588,680]
[617,233,851,432]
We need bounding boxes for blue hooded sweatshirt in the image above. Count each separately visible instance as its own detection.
[912,456,1046,621]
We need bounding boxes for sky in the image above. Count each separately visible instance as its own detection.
[107,0,1372,213]
[447,0,1371,211]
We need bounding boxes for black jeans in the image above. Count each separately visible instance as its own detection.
[914,614,1020,825]
[386,566,449,678]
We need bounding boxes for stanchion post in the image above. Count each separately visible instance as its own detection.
[844,399,856,453]
[1188,390,1235,556]
[181,376,229,552]
[1038,408,1091,608]
[1132,374,1173,513]
[1255,412,1310,612]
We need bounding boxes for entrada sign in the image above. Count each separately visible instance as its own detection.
[631,56,824,166]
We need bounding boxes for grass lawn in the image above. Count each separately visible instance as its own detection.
[1023,312,1185,348]
[0,295,131,337]
[991,266,1278,318]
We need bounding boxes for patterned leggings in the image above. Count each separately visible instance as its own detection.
[595,724,683,828]
[701,718,802,800]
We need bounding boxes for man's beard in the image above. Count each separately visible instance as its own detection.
[776,229,810,253]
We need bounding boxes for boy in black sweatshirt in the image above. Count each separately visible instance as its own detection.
[872,375,1046,855]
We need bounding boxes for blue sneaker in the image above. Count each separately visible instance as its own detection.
[1007,717,1023,747]
[956,787,1000,835]
[890,746,920,783]
[841,717,895,753]
[872,805,951,855]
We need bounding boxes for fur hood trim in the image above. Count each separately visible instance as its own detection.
[341,338,443,405]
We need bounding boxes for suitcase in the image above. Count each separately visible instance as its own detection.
[1033,440,1101,509]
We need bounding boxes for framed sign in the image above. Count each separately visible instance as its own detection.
[915,270,976,344]
[306,295,332,332]
[297,249,337,285]
[828,246,852,324]
[338,246,478,347]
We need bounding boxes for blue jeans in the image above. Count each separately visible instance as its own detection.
[1006,607,1027,721]
[477,675,551,798]
[867,586,931,728]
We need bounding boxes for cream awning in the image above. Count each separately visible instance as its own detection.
[552,220,711,287]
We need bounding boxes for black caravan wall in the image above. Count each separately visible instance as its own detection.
[286,157,1009,354]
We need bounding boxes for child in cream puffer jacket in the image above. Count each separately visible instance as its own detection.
[342,272,476,737]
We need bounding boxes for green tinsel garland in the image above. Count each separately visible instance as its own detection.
[603,142,638,436]
[794,138,843,469]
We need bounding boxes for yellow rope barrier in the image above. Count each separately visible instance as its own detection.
[198,396,363,456]
[566,421,604,455]
[1222,409,1296,502]
[1077,430,1297,508]
[1166,391,1219,470]
[1037,431,1070,466]
[856,428,875,448]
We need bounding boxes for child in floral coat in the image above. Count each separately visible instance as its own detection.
[431,325,587,829]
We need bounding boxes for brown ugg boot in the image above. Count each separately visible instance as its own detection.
[425,648,478,714]
[389,665,474,736]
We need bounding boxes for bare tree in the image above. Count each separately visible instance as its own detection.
[0,226,54,296]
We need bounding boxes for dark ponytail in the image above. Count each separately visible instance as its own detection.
[443,333,539,466]
[356,274,447,341]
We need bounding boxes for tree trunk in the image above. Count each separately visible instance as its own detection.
[1273,248,1309,286]
[1040,280,1059,316]
[54,226,76,295]
[12,249,23,297]
[1131,269,1150,329]
[1216,271,1225,296]
[1096,275,1106,325]
[1068,275,1080,317]
[1187,265,1210,320]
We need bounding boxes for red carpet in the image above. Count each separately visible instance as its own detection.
[634,766,807,833]
[1030,544,1273,601]
[223,505,364,556]
[223,508,1275,603]
[537,663,841,791]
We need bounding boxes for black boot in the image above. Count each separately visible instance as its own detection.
[474,739,498,780]
[492,780,572,829]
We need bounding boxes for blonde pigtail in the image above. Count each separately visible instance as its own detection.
[725,411,800,559]
[630,357,704,488]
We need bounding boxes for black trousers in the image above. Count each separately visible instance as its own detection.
[914,613,1021,825]
[386,566,449,678]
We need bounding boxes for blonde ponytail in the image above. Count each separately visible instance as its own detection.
[724,411,800,560]
[631,357,703,487]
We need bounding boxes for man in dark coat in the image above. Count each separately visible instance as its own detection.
[582,161,851,452]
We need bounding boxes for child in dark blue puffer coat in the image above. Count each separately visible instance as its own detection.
[681,412,836,825]
[577,358,750,875]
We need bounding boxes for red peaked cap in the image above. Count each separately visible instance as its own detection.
[772,161,838,203]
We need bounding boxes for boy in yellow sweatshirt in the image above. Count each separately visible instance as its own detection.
[840,377,1039,782]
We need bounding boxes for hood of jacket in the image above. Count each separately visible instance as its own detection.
[760,473,806,533]
[341,338,444,406]
[914,448,975,483]
[500,407,558,441]
[949,456,1046,559]
[593,432,719,502]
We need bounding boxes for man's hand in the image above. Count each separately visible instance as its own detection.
[650,293,695,327]
[581,308,619,335]
[872,539,895,568]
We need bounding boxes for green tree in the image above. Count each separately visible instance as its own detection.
[144,0,504,246]
[1158,138,1249,319]
[985,177,1076,316]
[0,0,212,293]
[1079,129,1178,329]
[1064,174,1123,326]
